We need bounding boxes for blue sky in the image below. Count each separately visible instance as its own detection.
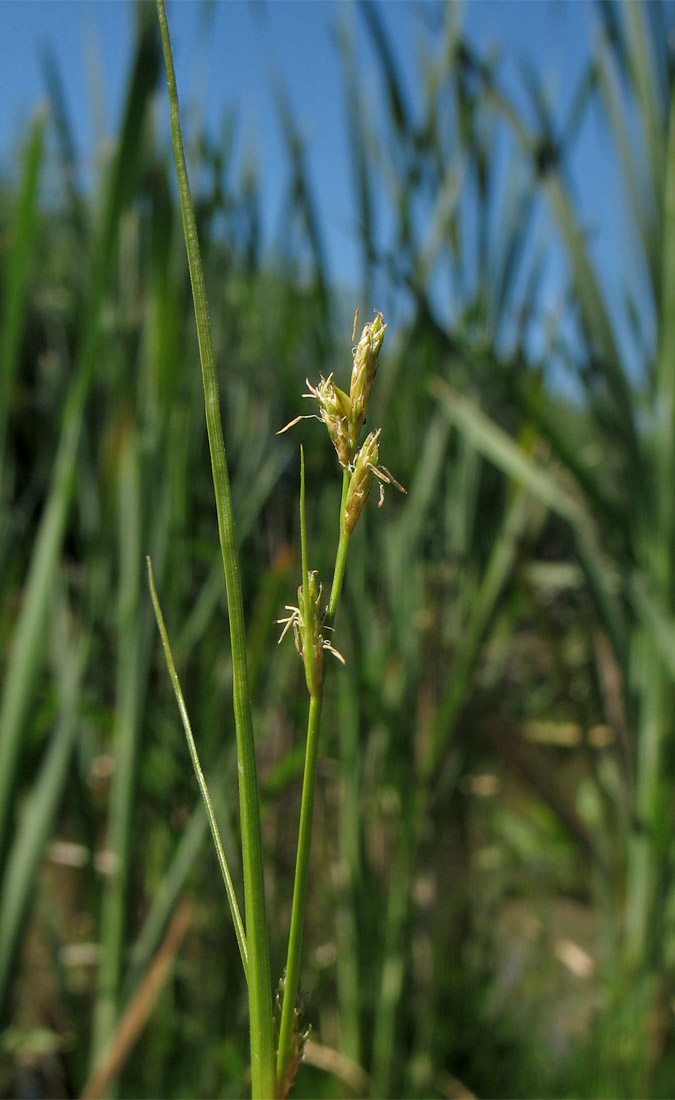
[0,3,592,267]
[0,1,644,373]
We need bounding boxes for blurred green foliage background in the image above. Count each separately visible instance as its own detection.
[3,2,675,1097]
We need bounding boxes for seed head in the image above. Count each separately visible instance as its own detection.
[344,428,407,535]
[277,310,387,468]
[349,311,386,448]
[305,375,353,467]
[344,429,381,535]
[277,570,345,695]
[298,570,325,695]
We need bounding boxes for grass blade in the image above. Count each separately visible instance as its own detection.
[432,377,628,665]
[432,378,582,522]
[0,11,161,865]
[623,82,675,974]
[91,432,147,1069]
[0,111,46,500]
[155,5,275,1094]
[122,745,239,1004]
[147,558,247,976]
[0,604,86,1016]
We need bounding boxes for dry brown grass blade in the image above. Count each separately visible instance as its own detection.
[80,898,192,1100]
[302,1037,371,1096]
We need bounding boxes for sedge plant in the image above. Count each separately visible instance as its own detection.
[274,312,405,1095]
[154,4,404,1096]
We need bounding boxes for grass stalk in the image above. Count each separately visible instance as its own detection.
[624,83,675,974]
[276,450,316,1088]
[327,469,352,624]
[371,840,409,1100]
[147,558,248,976]
[91,431,145,1074]
[155,4,275,1094]
[276,447,349,1094]
[123,742,240,1004]
[0,110,45,506]
[276,308,397,1092]
[334,645,362,1065]
[275,691,323,1095]
[0,602,85,1016]
[0,11,160,867]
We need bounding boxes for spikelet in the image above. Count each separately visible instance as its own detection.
[304,375,353,467]
[344,430,381,534]
[277,571,345,693]
[344,428,407,535]
[348,310,386,451]
[278,311,387,467]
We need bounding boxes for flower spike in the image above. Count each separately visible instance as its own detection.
[277,572,345,695]
[277,311,388,468]
[304,375,353,467]
[349,310,386,450]
[344,428,406,535]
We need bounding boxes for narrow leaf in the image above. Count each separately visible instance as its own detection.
[147,557,248,978]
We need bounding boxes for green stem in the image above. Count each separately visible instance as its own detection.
[327,468,352,624]
[277,464,353,1094]
[156,5,274,1096]
[275,691,323,1091]
[300,447,314,697]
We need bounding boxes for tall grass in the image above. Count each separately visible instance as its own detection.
[424,3,675,1094]
[2,3,675,1098]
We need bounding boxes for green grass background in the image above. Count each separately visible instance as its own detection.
[2,3,675,1097]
